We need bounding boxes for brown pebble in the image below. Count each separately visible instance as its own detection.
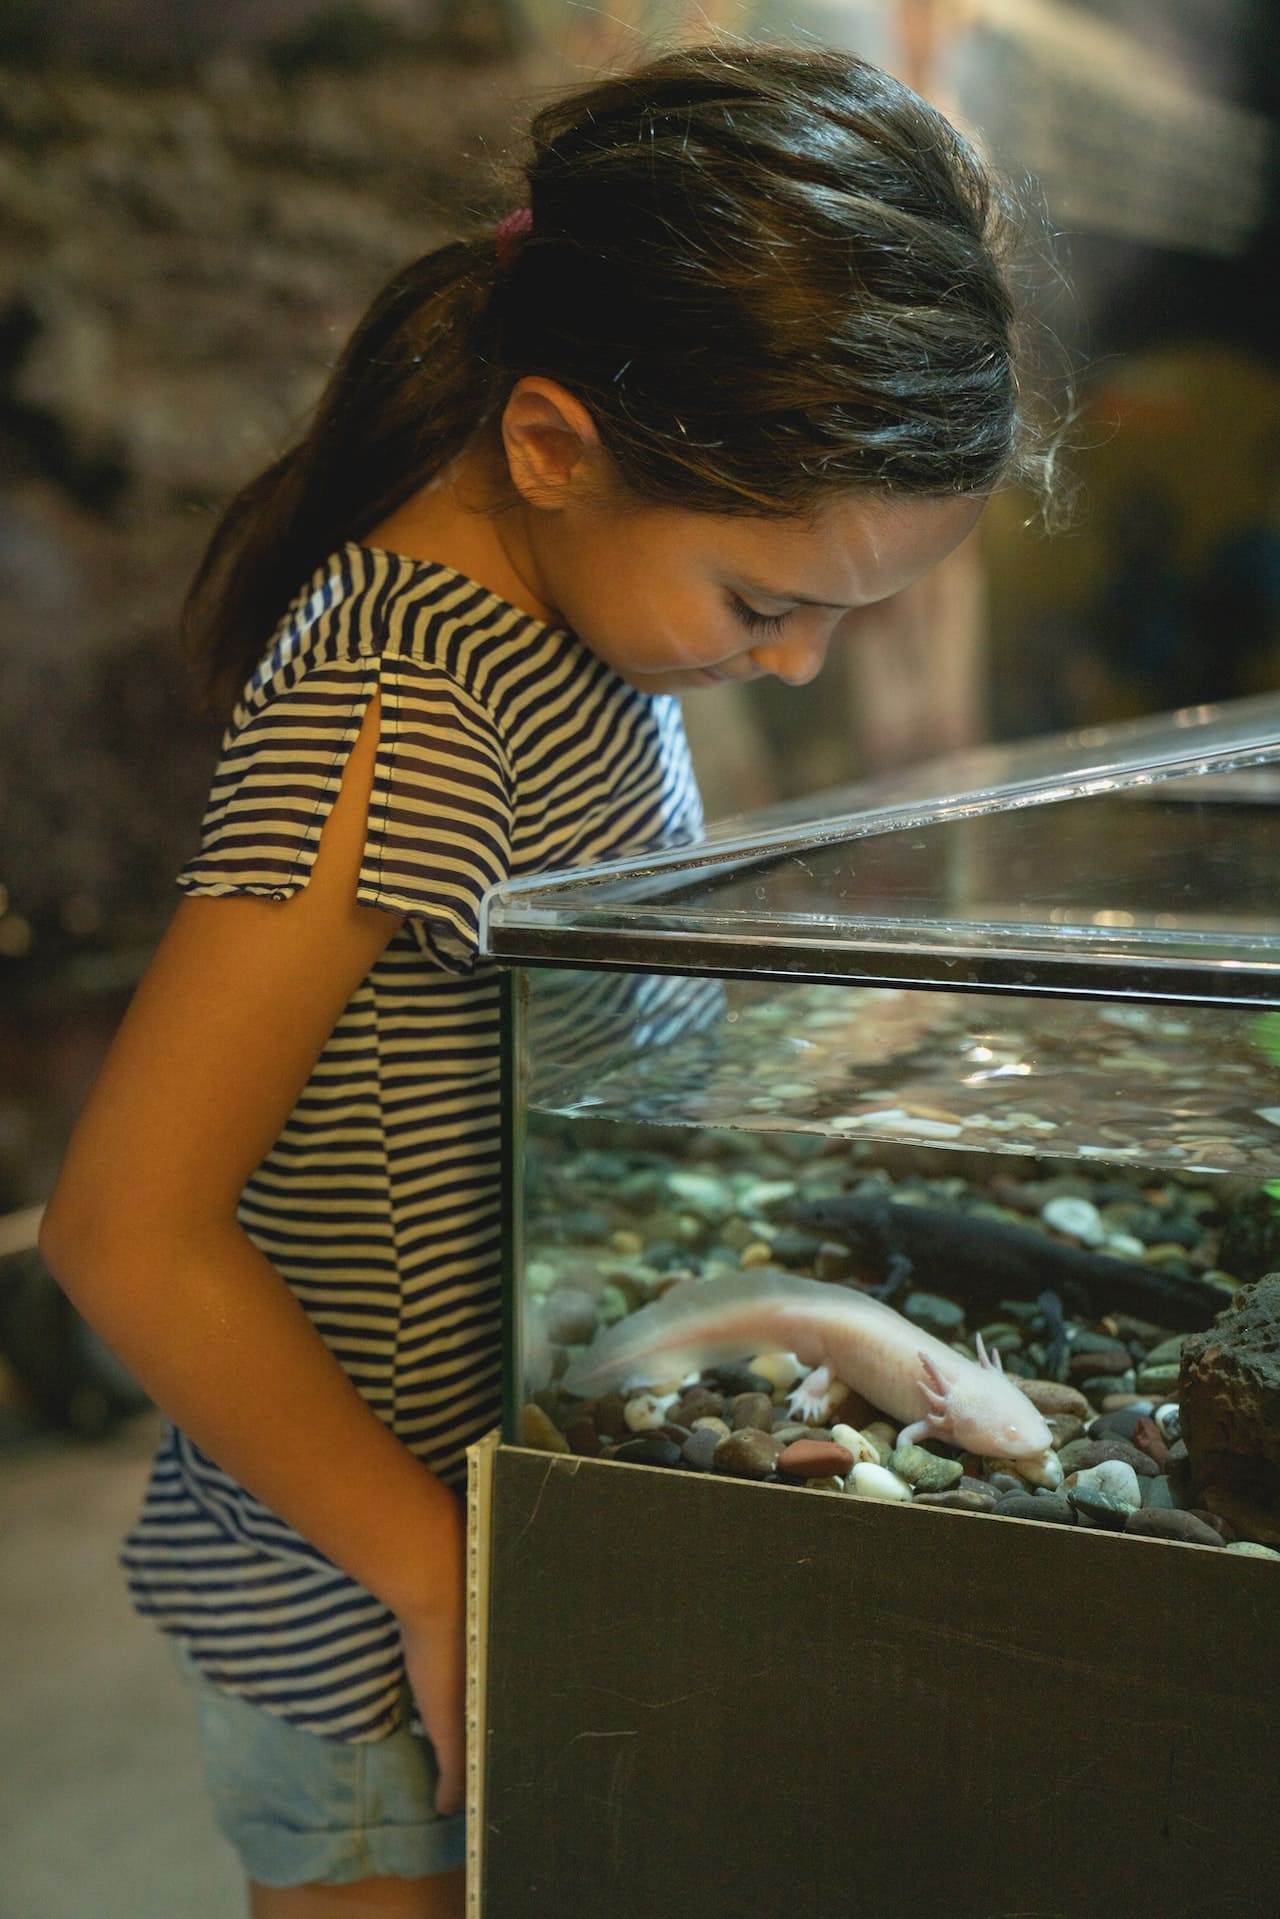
[592,1393,628,1439]
[713,1428,784,1479]
[1046,1414,1086,1450]
[730,1391,775,1433]
[1101,1392,1153,1413]
[563,1418,600,1458]
[521,1403,570,1454]
[1187,1508,1238,1543]
[676,1386,726,1425]
[1125,1508,1225,1547]
[1068,1348,1132,1382]
[778,1438,855,1479]
[1018,1380,1092,1419]
[914,1488,997,1513]
[1131,1415,1169,1471]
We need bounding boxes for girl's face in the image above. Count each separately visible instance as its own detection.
[518,483,984,696]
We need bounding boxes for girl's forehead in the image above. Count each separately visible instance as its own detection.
[682,490,984,602]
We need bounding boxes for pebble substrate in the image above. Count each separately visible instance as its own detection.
[520,1131,1279,1559]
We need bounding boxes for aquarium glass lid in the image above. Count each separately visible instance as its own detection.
[481,692,1280,1001]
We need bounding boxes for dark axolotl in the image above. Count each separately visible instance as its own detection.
[794,1190,1222,1331]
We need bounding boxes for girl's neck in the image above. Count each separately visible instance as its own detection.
[362,443,559,627]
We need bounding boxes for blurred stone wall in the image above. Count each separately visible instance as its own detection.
[0,12,530,979]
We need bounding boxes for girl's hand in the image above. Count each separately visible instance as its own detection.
[399,1522,467,1816]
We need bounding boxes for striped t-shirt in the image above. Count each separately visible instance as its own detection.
[122,542,703,1741]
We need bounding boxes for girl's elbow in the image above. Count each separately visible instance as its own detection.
[39,1174,144,1292]
[38,1182,100,1287]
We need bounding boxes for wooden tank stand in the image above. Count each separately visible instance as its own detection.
[466,1438,1278,1918]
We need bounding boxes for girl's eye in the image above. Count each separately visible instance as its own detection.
[729,595,789,637]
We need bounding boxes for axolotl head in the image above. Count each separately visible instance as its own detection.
[913,1338,1064,1490]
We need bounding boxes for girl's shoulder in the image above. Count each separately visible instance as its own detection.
[234,542,598,729]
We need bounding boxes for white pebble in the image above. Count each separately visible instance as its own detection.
[623,1391,678,1432]
[830,1422,883,1467]
[742,1179,797,1211]
[749,1350,805,1392]
[1103,1232,1146,1260]
[1069,1460,1142,1510]
[845,1462,912,1502]
[1041,1196,1106,1246]
[526,1260,559,1296]
[666,1171,730,1217]
[1254,1108,1280,1127]
[1154,1401,1181,1443]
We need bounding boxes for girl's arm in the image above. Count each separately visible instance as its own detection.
[39,694,466,1810]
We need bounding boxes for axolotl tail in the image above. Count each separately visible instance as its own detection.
[561,1266,871,1396]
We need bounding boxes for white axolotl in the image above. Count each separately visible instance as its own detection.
[561,1265,1063,1489]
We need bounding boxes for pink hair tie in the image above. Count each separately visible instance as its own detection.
[495,206,533,271]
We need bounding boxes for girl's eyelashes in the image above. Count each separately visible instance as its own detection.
[728,594,789,637]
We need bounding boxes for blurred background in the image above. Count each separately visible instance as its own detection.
[1,3,1277,1912]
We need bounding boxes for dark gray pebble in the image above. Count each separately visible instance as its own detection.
[1070,1331,1134,1359]
[611,1436,682,1469]
[988,1472,1027,1497]
[643,1241,687,1272]
[1088,1405,1154,1443]
[769,1227,823,1266]
[958,1474,997,1500]
[709,1364,775,1397]
[1125,1508,1224,1547]
[559,1208,614,1243]
[681,1428,723,1473]
[1001,1353,1038,1378]
[1077,1372,1136,1399]
[994,1493,1076,1526]
[1140,1475,1177,1510]
[1066,1481,1133,1528]
[903,1292,966,1338]
[915,1488,997,1513]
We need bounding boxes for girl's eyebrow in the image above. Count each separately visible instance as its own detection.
[736,574,845,610]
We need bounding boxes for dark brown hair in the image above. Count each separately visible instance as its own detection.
[187,43,1052,709]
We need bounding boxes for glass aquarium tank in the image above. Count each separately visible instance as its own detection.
[484,693,1280,1558]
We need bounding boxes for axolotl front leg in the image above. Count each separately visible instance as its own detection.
[896,1348,964,1448]
[897,1334,1014,1449]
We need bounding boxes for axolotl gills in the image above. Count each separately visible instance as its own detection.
[560,1265,1063,1489]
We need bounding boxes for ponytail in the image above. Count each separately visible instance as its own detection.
[185,239,504,710]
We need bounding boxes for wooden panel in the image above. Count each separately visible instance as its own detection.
[480,1446,1278,1919]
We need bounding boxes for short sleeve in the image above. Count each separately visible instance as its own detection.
[177,654,514,974]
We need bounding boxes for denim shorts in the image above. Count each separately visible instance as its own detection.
[172,1645,466,1888]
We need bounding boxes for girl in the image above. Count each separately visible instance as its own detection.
[41,41,1052,1919]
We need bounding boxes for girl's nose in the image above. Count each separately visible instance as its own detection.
[751,628,829,686]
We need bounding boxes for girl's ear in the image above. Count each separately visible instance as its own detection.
[501,377,605,510]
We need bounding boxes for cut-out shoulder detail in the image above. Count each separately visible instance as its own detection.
[180,655,513,974]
